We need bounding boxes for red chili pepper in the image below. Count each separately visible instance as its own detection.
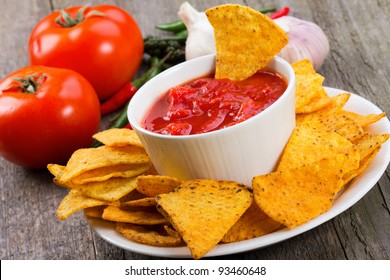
[123,123,132,129]
[100,82,137,115]
[269,6,290,19]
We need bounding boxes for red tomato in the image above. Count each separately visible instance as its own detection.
[0,66,101,168]
[28,5,144,102]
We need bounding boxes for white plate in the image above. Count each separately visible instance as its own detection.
[87,87,390,258]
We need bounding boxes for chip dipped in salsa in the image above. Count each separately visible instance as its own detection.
[142,70,287,135]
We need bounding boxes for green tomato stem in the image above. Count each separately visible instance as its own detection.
[12,74,46,94]
[55,5,104,28]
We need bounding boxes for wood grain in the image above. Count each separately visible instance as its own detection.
[0,0,389,260]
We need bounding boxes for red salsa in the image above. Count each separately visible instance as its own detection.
[143,70,287,135]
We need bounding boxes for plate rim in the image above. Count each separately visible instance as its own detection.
[87,87,390,258]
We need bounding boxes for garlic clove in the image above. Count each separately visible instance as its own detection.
[274,16,330,70]
[275,21,290,33]
[178,2,216,60]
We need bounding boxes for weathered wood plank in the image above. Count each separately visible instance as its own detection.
[334,197,388,259]
[305,0,390,260]
[0,0,52,76]
[0,0,76,260]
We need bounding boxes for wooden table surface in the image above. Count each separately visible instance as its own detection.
[1,0,389,260]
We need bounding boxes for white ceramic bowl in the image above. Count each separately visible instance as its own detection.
[128,54,296,186]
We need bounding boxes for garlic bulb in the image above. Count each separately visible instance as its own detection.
[178,2,215,60]
[179,3,329,70]
[274,16,329,70]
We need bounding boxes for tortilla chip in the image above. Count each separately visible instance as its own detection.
[119,190,147,202]
[353,133,390,159]
[116,223,183,247]
[156,179,252,259]
[297,90,331,114]
[102,205,167,225]
[295,74,327,113]
[343,147,381,184]
[278,122,354,171]
[73,176,138,201]
[253,153,360,229]
[295,91,365,142]
[292,59,330,113]
[47,163,65,178]
[121,197,157,208]
[222,202,281,243]
[136,175,182,197]
[93,128,144,147]
[47,164,68,187]
[84,206,106,218]
[291,58,317,75]
[318,113,364,143]
[206,4,287,81]
[70,163,151,185]
[60,145,150,183]
[56,189,112,220]
[296,93,350,124]
[325,93,351,110]
[341,111,386,128]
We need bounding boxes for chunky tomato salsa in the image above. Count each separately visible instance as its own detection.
[142,70,287,135]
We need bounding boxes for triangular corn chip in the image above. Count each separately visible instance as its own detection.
[222,201,281,243]
[93,128,144,147]
[102,205,167,225]
[116,223,183,247]
[278,122,354,171]
[156,180,252,259]
[253,152,359,229]
[292,59,330,113]
[206,4,287,80]
[56,189,113,220]
[72,176,138,201]
[136,175,182,197]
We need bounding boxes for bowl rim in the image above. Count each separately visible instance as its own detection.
[128,54,296,139]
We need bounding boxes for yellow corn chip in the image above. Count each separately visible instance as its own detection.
[353,133,390,159]
[73,176,138,201]
[156,179,252,259]
[93,128,144,147]
[296,93,350,124]
[222,202,281,243]
[324,93,351,110]
[297,90,331,114]
[116,223,183,247]
[121,197,157,208]
[56,189,112,220]
[291,58,317,75]
[84,206,106,218]
[136,175,182,197]
[102,205,167,225]
[341,111,386,128]
[47,163,65,178]
[253,153,360,229]
[344,147,381,184]
[47,164,68,187]
[119,189,147,202]
[70,163,151,185]
[318,113,364,143]
[206,4,287,81]
[292,59,330,113]
[59,145,150,183]
[278,122,354,171]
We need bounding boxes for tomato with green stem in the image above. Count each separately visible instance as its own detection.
[28,4,144,102]
[0,66,101,168]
